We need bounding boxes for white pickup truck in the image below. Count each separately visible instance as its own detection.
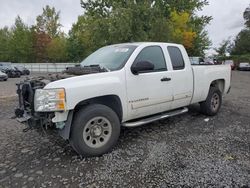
[15,42,231,156]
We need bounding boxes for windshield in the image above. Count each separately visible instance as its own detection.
[80,45,137,71]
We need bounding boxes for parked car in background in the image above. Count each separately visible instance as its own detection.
[0,70,8,81]
[204,58,215,65]
[0,63,21,78]
[189,57,205,65]
[0,66,17,78]
[189,57,215,65]
[224,60,235,70]
[13,66,23,76]
[238,62,250,71]
[14,66,30,75]
[213,58,220,64]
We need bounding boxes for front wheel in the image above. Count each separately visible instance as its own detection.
[70,104,121,157]
[200,87,222,116]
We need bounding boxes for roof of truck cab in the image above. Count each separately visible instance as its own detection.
[112,42,182,47]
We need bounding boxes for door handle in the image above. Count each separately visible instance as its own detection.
[161,77,171,82]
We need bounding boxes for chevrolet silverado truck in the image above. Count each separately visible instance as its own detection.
[15,42,231,157]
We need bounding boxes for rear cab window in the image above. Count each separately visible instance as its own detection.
[167,46,185,70]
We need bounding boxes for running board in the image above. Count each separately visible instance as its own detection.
[123,107,188,127]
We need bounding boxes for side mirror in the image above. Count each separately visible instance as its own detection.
[131,61,154,75]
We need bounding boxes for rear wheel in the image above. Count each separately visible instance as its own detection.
[70,104,120,157]
[200,87,222,116]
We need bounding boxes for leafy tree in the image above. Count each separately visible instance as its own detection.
[231,29,250,55]
[0,1,212,62]
[8,16,34,63]
[75,0,211,57]
[0,27,11,61]
[34,5,62,62]
[214,39,231,57]
[168,10,197,50]
[46,35,68,62]
[67,19,86,62]
[34,31,51,62]
[187,15,212,56]
[243,5,250,28]
[36,5,61,38]
[230,5,250,56]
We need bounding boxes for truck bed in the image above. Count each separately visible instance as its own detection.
[191,64,231,104]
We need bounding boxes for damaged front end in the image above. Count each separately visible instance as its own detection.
[15,77,73,139]
[14,65,107,137]
[15,72,75,135]
[15,77,54,132]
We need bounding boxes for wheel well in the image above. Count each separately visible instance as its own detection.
[74,95,123,121]
[210,79,225,93]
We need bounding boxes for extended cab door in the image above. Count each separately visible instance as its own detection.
[165,45,194,109]
[125,45,173,120]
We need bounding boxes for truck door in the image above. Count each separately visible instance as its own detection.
[126,45,174,120]
[166,46,193,109]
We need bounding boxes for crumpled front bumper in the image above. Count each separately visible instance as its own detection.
[15,81,73,139]
[15,81,50,129]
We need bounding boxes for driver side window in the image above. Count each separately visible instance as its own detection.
[134,46,167,72]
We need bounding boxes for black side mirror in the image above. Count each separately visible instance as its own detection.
[131,61,154,75]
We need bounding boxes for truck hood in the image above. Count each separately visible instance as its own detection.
[44,70,125,110]
[44,71,120,89]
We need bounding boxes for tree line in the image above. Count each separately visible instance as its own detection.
[215,5,250,62]
[0,0,212,63]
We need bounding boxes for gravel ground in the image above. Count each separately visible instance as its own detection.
[0,71,249,187]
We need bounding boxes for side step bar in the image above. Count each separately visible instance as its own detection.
[123,107,188,127]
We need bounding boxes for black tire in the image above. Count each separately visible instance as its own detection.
[200,87,222,116]
[4,79,7,81]
[70,104,121,157]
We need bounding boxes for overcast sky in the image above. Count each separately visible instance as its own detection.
[0,0,249,53]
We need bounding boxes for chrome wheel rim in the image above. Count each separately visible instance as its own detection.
[83,116,112,148]
[211,93,220,112]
